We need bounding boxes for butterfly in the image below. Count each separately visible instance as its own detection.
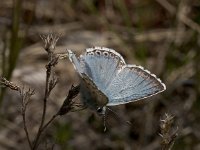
[67,47,166,115]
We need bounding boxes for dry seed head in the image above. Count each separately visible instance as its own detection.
[40,33,60,52]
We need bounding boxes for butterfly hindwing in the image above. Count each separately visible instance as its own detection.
[105,65,166,106]
[80,73,108,110]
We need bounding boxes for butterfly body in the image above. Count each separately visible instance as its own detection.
[68,47,166,113]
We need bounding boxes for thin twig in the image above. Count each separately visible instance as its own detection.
[22,102,32,149]
[20,87,35,149]
[41,114,58,132]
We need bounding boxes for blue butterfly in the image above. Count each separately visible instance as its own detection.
[67,47,166,115]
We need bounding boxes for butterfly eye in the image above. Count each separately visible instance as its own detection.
[97,107,103,113]
[97,107,106,115]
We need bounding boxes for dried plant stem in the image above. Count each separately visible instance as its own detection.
[0,76,80,150]
[32,114,58,150]
[41,53,53,128]
[0,77,34,149]
[31,33,62,149]
[22,102,32,149]
[41,114,58,133]
[32,36,58,149]
[20,87,35,149]
[0,33,81,150]
[32,83,81,149]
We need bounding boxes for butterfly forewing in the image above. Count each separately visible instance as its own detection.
[67,50,109,109]
[67,50,85,76]
[81,47,125,93]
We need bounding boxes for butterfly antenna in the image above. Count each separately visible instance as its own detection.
[103,113,107,132]
[107,107,132,126]
[101,106,107,132]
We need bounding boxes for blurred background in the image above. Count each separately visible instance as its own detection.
[0,0,200,149]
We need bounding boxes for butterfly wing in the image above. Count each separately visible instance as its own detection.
[68,48,166,107]
[67,50,109,109]
[78,47,126,93]
[80,73,108,110]
[67,50,84,75]
[105,65,166,106]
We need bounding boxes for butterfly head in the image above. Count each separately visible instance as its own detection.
[96,106,106,115]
